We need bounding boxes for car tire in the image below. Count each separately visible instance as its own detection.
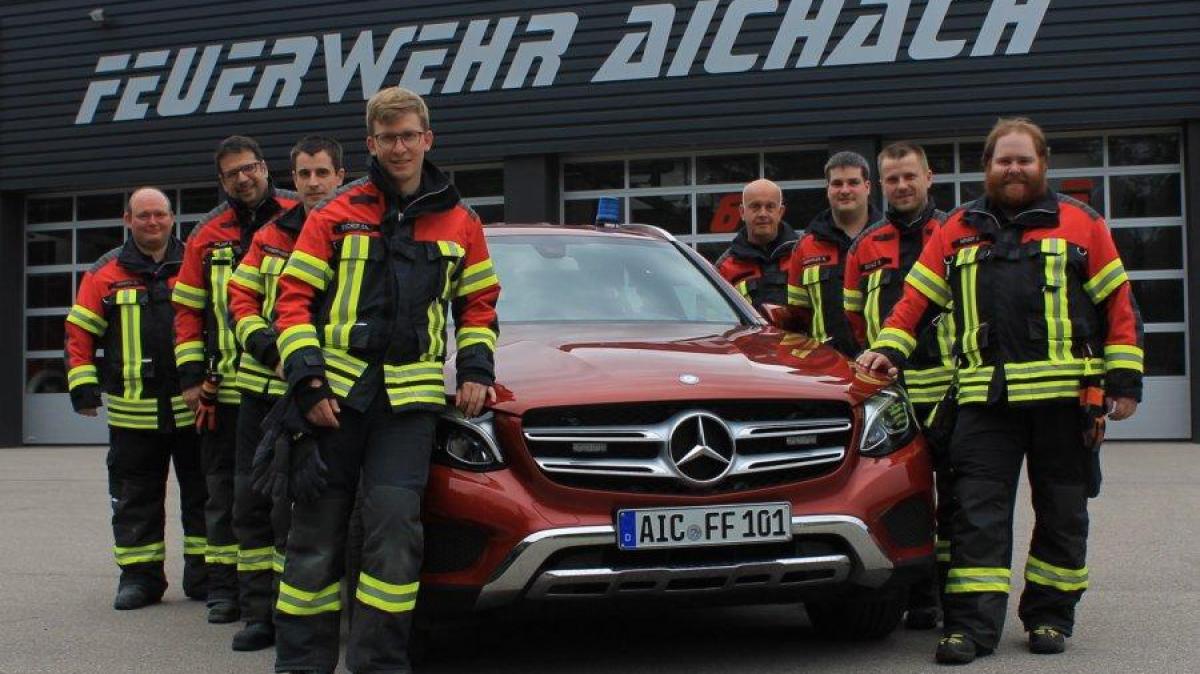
[804,590,905,640]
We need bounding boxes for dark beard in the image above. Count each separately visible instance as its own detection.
[985,171,1047,211]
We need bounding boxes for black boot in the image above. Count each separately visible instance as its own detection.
[113,585,160,611]
[207,599,240,624]
[1028,626,1066,654]
[935,633,992,665]
[232,621,275,651]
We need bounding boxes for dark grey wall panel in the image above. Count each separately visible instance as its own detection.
[2,0,1198,191]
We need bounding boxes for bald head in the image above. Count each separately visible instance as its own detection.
[126,187,172,215]
[740,179,786,247]
[124,186,175,260]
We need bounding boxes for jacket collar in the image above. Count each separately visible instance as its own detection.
[807,205,882,250]
[118,235,183,277]
[728,221,799,263]
[273,203,307,236]
[368,157,460,224]
[965,191,1059,232]
[226,182,284,230]
[886,199,939,235]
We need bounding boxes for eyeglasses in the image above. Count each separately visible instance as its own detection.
[372,130,428,150]
[219,160,265,182]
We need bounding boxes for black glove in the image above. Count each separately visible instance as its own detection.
[289,434,328,504]
[251,400,293,501]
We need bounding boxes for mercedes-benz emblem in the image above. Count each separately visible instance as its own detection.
[667,412,735,485]
[679,374,700,385]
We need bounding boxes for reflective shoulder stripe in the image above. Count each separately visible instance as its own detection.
[1083,257,1128,304]
[172,281,207,309]
[67,304,108,335]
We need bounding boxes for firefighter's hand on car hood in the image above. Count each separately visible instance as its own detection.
[456,381,496,417]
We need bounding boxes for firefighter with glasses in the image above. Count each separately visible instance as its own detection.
[66,187,208,610]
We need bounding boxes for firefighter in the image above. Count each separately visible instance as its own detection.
[65,187,207,609]
[788,151,881,357]
[858,118,1142,663]
[271,86,500,673]
[714,178,799,310]
[172,136,300,624]
[224,136,345,651]
[843,142,954,629]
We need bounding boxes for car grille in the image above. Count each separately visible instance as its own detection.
[522,400,853,493]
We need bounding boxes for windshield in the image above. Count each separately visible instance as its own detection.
[488,234,744,324]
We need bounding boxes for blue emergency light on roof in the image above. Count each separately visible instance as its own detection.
[595,196,620,226]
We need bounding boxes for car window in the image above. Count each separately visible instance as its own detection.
[488,235,742,323]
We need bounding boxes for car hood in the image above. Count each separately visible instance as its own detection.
[449,322,890,416]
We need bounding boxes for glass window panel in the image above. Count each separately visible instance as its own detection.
[783,188,828,230]
[563,198,625,225]
[960,181,984,203]
[77,227,125,264]
[764,150,826,181]
[1047,137,1102,168]
[76,193,124,220]
[471,203,504,224]
[696,192,744,235]
[696,154,757,185]
[1144,332,1185,376]
[1108,133,1180,166]
[696,241,732,263]
[923,144,955,175]
[1111,226,1183,271]
[629,158,690,188]
[180,187,218,214]
[26,197,73,225]
[26,358,68,394]
[1130,279,1184,323]
[26,230,72,266]
[27,315,66,351]
[929,183,956,210]
[564,161,623,192]
[1049,176,1104,213]
[630,194,691,235]
[958,142,985,173]
[27,274,72,309]
[1110,174,1181,218]
[455,168,504,198]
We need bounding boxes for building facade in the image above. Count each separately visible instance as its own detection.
[2,0,1197,443]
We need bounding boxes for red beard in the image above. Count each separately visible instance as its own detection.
[985,168,1047,210]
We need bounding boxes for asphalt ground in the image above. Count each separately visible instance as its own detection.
[0,442,1196,674]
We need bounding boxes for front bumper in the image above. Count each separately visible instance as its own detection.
[475,514,894,609]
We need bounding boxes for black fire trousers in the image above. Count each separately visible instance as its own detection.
[200,403,241,605]
[275,392,435,674]
[234,393,292,623]
[108,425,207,597]
[942,402,1091,649]
[906,402,956,612]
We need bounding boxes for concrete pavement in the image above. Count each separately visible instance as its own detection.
[0,442,1196,674]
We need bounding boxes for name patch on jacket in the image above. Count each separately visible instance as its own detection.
[109,279,144,290]
[860,257,890,272]
[262,245,291,258]
[349,194,380,205]
[952,234,988,248]
[334,222,378,234]
[872,233,896,242]
[802,255,831,266]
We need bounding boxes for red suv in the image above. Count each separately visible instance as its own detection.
[418,224,934,639]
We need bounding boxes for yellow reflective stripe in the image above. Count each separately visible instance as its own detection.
[1105,344,1144,373]
[272,548,286,574]
[1083,258,1128,304]
[324,235,369,349]
[106,395,157,411]
[456,258,499,297]
[208,250,238,376]
[387,386,446,407]
[235,315,270,347]
[323,348,368,377]
[907,261,952,308]
[1041,239,1071,363]
[904,366,955,386]
[283,249,332,291]
[261,260,286,320]
[278,324,320,363]
[175,340,204,366]
[277,580,342,615]
[935,539,951,563]
[183,536,207,556]
[874,327,917,356]
[114,541,166,565]
[217,386,242,405]
[205,544,238,565]
[116,290,144,398]
[355,573,419,613]
[802,265,826,341]
[68,364,100,390]
[957,366,995,404]
[171,281,206,309]
[936,311,956,367]
[1004,358,1103,381]
[383,362,443,382]
[1006,379,1081,403]
[734,279,750,300]
[66,304,108,335]
[843,287,863,312]
[957,247,983,368]
[426,287,447,360]
[457,326,497,352]
[237,546,275,572]
[1025,555,1089,591]
[230,262,264,293]
[864,269,886,345]
[438,240,465,258]
[787,283,811,308]
[944,566,1011,594]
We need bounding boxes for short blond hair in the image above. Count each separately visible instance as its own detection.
[365,86,430,135]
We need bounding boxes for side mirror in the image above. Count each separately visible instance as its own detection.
[759,303,803,332]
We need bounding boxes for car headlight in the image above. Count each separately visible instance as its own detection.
[433,411,506,471]
[859,387,919,457]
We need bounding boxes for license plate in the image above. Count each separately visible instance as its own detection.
[616,503,792,550]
